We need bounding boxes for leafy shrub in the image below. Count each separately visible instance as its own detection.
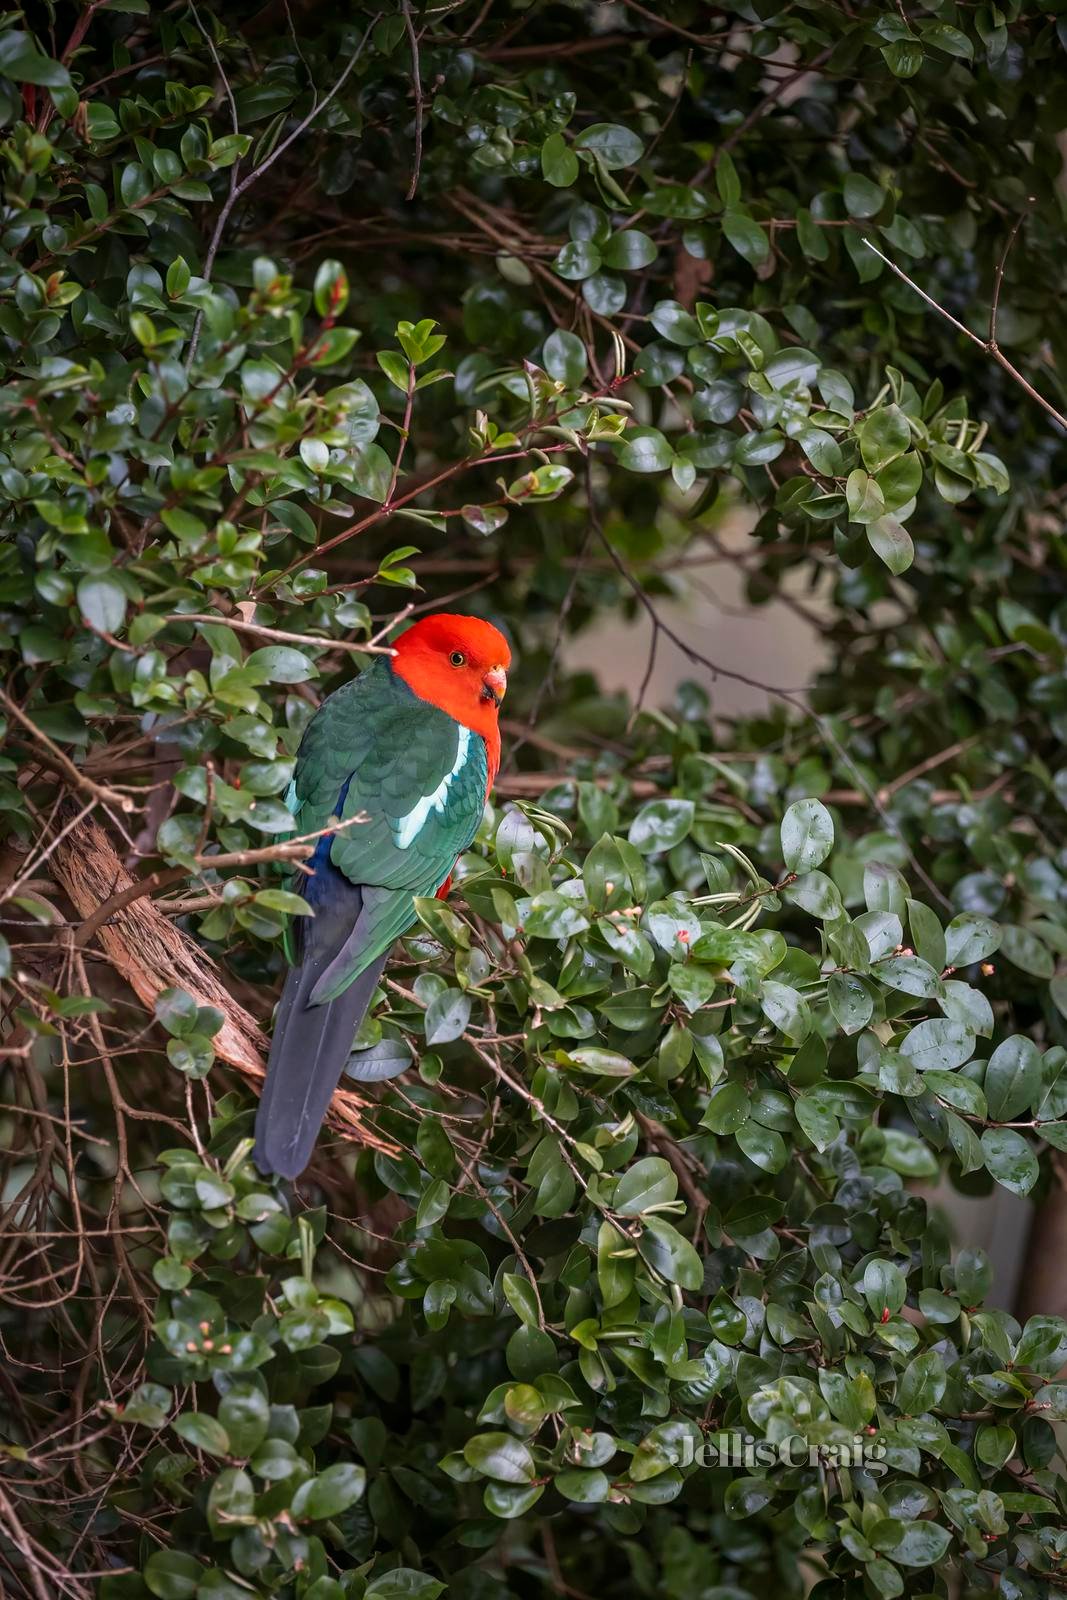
[2,4,1067,1599]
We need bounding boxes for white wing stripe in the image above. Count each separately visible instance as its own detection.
[391,726,471,849]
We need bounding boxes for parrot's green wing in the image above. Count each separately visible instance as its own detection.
[285,658,489,1001]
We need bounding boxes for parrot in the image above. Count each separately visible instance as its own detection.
[253,612,510,1178]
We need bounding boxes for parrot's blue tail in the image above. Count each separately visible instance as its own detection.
[254,871,389,1179]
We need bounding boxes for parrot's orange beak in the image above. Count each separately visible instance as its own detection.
[482,665,507,707]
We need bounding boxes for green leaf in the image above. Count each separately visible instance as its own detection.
[702,1081,751,1135]
[829,972,873,1034]
[877,955,944,998]
[77,574,127,634]
[897,1349,947,1414]
[900,1018,975,1072]
[721,208,769,267]
[290,1461,368,1519]
[541,132,578,187]
[628,797,694,852]
[715,150,741,207]
[984,1035,1041,1121]
[860,404,911,472]
[245,645,315,683]
[862,1257,906,1317]
[602,230,658,270]
[424,988,472,1045]
[613,1157,677,1216]
[543,330,587,387]
[780,798,834,872]
[217,1385,270,1456]
[572,122,645,169]
[1016,1315,1067,1378]
[975,1423,1016,1468]
[707,1289,748,1345]
[367,1570,446,1600]
[206,1467,255,1534]
[649,300,702,346]
[144,1549,203,1599]
[819,1369,875,1429]
[846,468,886,525]
[760,981,811,1044]
[981,1128,1039,1196]
[154,988,199,1038]
[0,32,73,90]
[1032,1383,1067,1420]
[867,515,914,575]
[921,20,974,58]
[618,428,674,474]
[877,452,922,511]
[797,207,829,260]
[882,39,924,76]
[567,1046,636,1078]
[787,870,843,920]
[871,1519,952,1568]
[998,924,1054,979]
[842,173,885,219]
[795,1093,839,1152]
[502,1272,541,1327]
[313,258,348,317]
[463,1431,536,1483]
[945,914,1001,967]
[555,239,601,280]
[637,1215,704,1290]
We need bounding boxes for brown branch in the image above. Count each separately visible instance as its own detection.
[481,32,631,60]
[165,614,397,656]
[186,11,380,364]
[402,0,425,201]
[50,811,398,1156]
[699,46,834,175]
[990,207,1028,347]
[0,688,135,814]
[72,810,371,945]
[864,238,1067,435]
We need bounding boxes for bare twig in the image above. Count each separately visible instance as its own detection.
[990,208,1028,347]
[0,688,135,814]
[702,46,834,172]
[165,614,397,656]
[864,236,1067,435]
[402,1,425,201]
[73,810,371,946]
[187,13,380,364]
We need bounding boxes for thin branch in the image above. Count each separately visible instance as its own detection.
[990,207,1028,346]
[402,0,425,201]
[864,237,1067,435]
[2,798,99,907]
[73,811,370,947]
[184,0,242,367]
[702,46,834,173]
[165,614,397,656]
[187,13,380,364]
[0,689,135,814]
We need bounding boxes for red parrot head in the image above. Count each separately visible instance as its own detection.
[391,613,511,749]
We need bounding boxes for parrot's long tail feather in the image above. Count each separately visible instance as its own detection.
[254,874,389,1179]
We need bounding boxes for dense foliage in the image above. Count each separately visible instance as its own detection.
[3,2,1067,1598]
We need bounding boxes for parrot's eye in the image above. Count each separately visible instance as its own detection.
[449,650,466,667]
